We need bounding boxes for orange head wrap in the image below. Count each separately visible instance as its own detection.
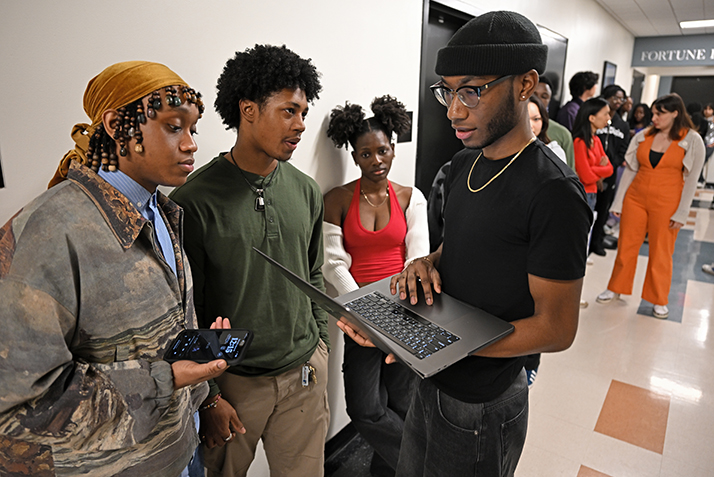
[48,61,188,188]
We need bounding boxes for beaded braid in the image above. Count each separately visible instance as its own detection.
[86,85,204,173]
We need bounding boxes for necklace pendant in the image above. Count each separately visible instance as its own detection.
[255,189,265,212]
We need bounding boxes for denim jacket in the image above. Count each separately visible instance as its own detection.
[0,161,208,476]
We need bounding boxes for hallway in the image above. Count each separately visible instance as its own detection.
[519,188,714,476]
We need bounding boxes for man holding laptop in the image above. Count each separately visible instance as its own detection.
[339,11,591,475]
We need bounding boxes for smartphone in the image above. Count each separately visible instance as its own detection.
[163,329,253,366]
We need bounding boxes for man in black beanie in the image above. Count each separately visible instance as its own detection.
[386,11,591,475]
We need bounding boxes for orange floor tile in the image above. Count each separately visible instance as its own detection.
[594,380,670,454]
[577,466,612,477]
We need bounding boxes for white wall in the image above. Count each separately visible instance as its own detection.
[0,0,637,225]
[0,0,423,224]
[0,1,636,475]
[452,0,636,100]
[636,65,714,104]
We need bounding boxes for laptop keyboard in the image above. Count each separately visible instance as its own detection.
[345,291,460,360]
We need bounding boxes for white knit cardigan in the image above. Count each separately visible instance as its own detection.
[322,187,430,296]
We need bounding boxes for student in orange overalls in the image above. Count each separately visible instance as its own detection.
[596,94,705,318]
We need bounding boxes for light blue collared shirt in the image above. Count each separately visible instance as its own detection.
[98,168,177,276]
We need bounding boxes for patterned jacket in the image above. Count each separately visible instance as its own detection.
[0,161,208,476]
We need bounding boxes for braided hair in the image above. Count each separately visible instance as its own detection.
[327,95,410,150]
[86,85,204,172]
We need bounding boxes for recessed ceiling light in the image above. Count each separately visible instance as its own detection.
[680,19,714,28]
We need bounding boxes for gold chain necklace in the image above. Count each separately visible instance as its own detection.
[467,137,536,193]
[361,186,389,208]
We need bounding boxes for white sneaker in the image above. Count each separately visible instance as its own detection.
[580,299,589,308]
[596,290,619,304]
[653,305,669,319]
[587,257,594,265]
[702,263,714,276]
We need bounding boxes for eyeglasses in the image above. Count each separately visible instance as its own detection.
[430,75,513,109]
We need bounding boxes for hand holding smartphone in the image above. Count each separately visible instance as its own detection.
[164,329,253,367]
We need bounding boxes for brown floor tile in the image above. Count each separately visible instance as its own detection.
[577,466,612,477]
[594,380,670,454]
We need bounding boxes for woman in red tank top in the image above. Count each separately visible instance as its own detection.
[323,96,429,474]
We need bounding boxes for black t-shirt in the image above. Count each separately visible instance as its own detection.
[596,112,630,171]
[430,141,592,403]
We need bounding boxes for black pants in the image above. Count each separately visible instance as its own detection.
[591,172,618,254]
[343,335,417,472]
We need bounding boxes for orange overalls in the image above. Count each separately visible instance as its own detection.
[607,133,686,306]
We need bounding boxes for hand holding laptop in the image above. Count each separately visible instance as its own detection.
[336,318,397,364]
[253,246,513,378]
[390,254,442,306]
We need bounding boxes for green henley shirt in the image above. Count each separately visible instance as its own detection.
[170,155,330,378]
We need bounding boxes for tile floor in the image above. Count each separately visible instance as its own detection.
[325,188,714,477]
[517,188,714,477]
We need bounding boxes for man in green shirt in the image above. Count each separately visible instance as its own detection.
[170,45,330,477]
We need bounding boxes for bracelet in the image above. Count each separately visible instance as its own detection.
[403,256,434,272]
[199,393,221,411]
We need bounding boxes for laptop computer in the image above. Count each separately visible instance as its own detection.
[254,247,514,378]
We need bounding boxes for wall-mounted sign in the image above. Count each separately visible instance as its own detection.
[632,34,714,67]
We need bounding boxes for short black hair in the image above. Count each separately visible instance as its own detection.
[568,71,599,98]
[601,84,625,100]
[215,44,322,131]
[538,75,553,91]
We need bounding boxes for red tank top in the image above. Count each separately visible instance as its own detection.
[343,179,407,283]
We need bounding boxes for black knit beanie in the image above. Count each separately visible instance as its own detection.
[436,11,548,76]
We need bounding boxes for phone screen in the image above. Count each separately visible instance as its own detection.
[164,329,253,366]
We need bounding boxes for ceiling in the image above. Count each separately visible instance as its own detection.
[593,0,714,36]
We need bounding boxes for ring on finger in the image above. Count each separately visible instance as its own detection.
[223,434,233,442]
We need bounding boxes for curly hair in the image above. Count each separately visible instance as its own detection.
[214,44,322,131]
[629,103,651,131]
[326,95,410,150]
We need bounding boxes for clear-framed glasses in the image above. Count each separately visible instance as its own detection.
[430,75,513,109]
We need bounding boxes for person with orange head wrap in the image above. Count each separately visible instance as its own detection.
[0,61,230,477]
